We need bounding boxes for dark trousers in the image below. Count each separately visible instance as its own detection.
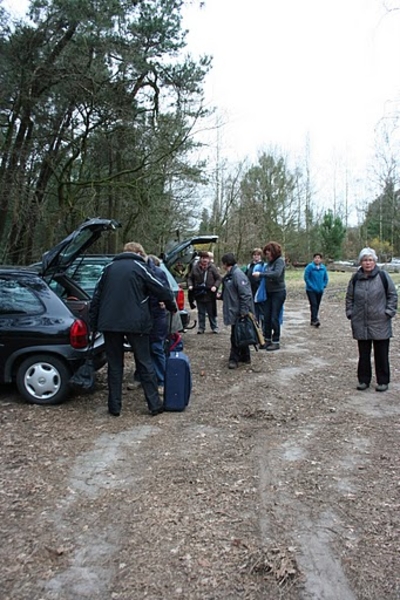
[357,339,390,386]
[262,290,286,343]
[229,326,251,364]
[197,297,218,331]
[104,331,161,414]
[306,290,323,323]
[254,301,263,324]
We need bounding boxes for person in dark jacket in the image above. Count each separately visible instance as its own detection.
[345,247,397,392]
[304,252,329,327]
[188,251,222,334]
[89,242,176,416]
[252,241,286,350]
[218,252,254,369]
[129,253,170,394]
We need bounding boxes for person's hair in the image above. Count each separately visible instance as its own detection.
[199,251,210,259]
[252,247,263,256]
[358,247,378,263]
[263,242,282,260]
[221,252,237,266]
[124,242,146,256]
[313,252,323,259]
[147,254,160,266]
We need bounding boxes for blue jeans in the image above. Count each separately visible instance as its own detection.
[254,302,263,324]
[134,339,166,386]
[261,290,286,343]
[150,340,166,385]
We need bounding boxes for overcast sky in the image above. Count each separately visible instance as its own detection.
[5,0,400,222]
[182,0,400,222]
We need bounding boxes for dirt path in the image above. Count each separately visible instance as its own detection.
[1,296,399,599]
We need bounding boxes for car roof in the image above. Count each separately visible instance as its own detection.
[0,266,39,276]
[67,254,179,292]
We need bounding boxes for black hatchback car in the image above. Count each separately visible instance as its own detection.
[54,234,219,329]
[0,218,120,405]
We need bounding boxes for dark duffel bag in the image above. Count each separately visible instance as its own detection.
[233,314,259,349]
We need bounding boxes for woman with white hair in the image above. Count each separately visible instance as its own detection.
[345,247,398,392]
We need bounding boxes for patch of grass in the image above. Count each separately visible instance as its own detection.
[285,268,352,292]
[285,267,400,292]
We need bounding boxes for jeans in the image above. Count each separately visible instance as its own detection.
[357,339,390,385]
[261,290,286,342]
[150,339,166,385]
[306,290,323,323]
[104,331,161,414]
[134,340,166,386]
[254,301,263,324]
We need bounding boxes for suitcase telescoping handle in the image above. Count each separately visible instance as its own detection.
[166,311,183,357]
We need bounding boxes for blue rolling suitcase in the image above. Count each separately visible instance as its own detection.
[164,351,192,411]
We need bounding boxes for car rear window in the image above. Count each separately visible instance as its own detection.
[0,279,44,315]
[66,263,105,293]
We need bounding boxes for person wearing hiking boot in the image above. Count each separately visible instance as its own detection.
[89,242,177,417]
[345,247,398,393]
[188,251,222,334]
[304,252,329,327]
[218,252,254,369]
[252,241,286,351]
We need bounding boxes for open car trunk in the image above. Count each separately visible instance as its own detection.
[51,273,92,325]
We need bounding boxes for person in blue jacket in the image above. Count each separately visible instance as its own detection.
[304,253,329,327]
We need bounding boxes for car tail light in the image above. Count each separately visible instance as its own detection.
[176,286,185,310]
[70,319,89,349]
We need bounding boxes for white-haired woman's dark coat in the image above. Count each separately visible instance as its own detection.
[222,264,254,325]
[345,266,398,340]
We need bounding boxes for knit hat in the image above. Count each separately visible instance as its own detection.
[358,247,378,263]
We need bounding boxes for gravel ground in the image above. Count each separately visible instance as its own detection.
[1,292,399,600]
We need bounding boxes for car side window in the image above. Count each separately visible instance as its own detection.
[0,279,44,315]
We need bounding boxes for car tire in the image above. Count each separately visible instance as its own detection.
[16,355,71,405]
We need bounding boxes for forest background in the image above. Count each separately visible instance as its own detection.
[1,0,400,267]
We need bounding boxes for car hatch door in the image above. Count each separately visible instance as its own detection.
[39,218,121,276]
